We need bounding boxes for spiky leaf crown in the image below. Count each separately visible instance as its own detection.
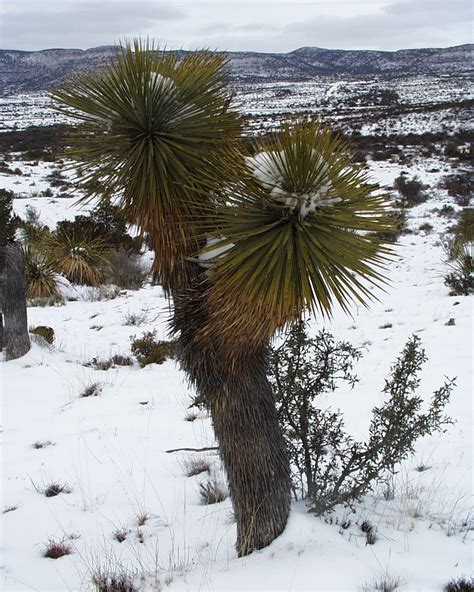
[200,123,394,351]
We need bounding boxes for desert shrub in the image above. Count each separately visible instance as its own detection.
[108,251,148,290]
[441,172,473,207]
[92,569,138,592]
[24,245,61,301]
[183,457,211,477]
[24,205,41,225]
[269,322,454,513]
[30,326,55,345]
[112,528,128,543]
[56,198,141,254]
[371,209,406,243]
[0,125,68,155]
[363,574,402,592]
[360,520,377,545]
[43,538,73,559]
[394,174,427,207]
[439,204,456,218]
[445,141,473,162]
[43,482,71,497]
[80,382,102,398]
[444,577,474,592]
[130,331,177,367]
[46,169,70,189]
[0,160,15,174]
[418,222,433,233]
[269,325,361,500]
[0,188,17,240]
[122,310,149,326]
[16,206,50,245]
[86,355,133,370]
[372,150,391,161]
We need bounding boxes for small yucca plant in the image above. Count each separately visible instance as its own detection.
[24,245,61,300]
[444,240,474,295]
[45,231,111,285]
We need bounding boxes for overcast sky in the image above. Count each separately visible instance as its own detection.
[1,0,472,53]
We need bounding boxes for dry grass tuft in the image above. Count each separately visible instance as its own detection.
[183,457,211,477]
[92,570,138,592]
[199,478,228,505]
[444,577,474,592]
[43,538,73,559]
[44,482,71,498]
[80,382,102,398]
[112,528,128,543]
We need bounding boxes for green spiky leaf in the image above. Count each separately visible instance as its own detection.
[202,122,394,348]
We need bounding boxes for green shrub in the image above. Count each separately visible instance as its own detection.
[0,188,17,240]
[371,209,406,243]
[269,322,454,513]
[441,172,473,207]
[394,174,427,207]
[56,198,141,254]
[130,331,177,367]
[418,222,433,233]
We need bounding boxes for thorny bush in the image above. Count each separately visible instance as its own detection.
[269,322,454,513]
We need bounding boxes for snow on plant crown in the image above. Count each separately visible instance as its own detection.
[246,150,342,218]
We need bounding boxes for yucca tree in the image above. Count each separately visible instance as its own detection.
[52,40,393,557]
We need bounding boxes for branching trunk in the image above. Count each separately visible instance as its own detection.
[0,241,30,361]
[171,268,291,556]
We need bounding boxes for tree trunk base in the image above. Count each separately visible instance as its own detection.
[209,361,291,557]
[0,242,30,361]
[172,273,291,557]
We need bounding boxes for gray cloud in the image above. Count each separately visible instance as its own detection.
[285,0,472,49]
[1,2,185,49]
[197,21,278,36]
[0,0,471,52]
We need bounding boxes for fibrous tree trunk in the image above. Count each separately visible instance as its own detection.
[0,241,30,361]
[172,269,291,556]
[209,361,291,556]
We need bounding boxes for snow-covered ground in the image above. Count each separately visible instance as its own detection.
[1,148,472,591]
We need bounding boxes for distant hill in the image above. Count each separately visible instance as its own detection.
[0,44,472,96]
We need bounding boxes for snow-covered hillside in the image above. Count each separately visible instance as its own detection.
[1,143,472,591]
[1,45,472,96]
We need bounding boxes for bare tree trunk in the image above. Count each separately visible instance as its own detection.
[172,273,291,556]
[0,241,30,361]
